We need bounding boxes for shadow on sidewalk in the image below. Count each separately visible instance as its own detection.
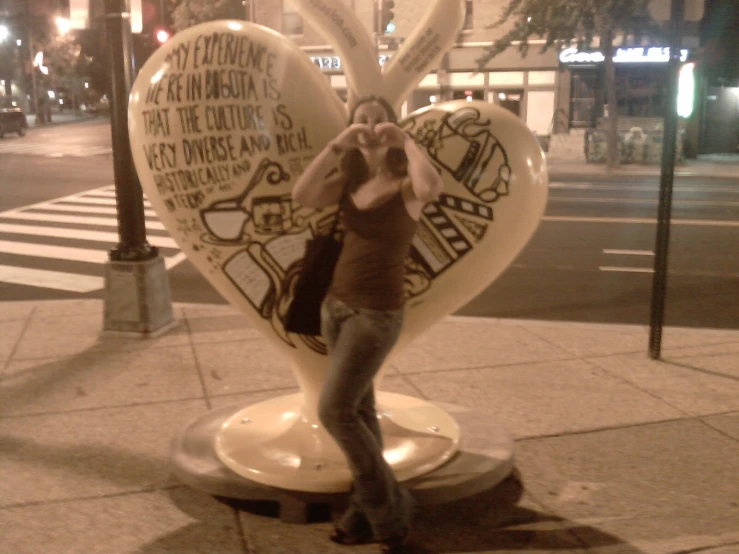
[177,473,645,553]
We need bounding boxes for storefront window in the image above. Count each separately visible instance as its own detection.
[491,90,523,116]
[570,71,598,128]
[453,89,484,102]
[613,66,667,118]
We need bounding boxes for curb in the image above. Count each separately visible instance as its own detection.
[27,115,108,129]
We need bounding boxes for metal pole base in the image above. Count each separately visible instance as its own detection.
[102,255,176,337]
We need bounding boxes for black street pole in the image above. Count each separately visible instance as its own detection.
[105,0,157,262]
[648,0,685,359]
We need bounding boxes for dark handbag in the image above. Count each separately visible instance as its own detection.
[284,201,344,336]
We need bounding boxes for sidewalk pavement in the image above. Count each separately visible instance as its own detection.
[1,299,738,554]
[547,153,739,179]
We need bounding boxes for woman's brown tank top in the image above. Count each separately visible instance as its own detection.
[328,192,418,311]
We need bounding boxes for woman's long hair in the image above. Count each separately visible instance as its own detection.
[340,95,409,191]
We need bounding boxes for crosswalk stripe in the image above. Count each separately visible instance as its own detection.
[55,197,153,208]
[0,143,112,157]
[27,203,158,217]
[84,191,118,198]
[0,265,103,292]
[0,223,178,249]
[2,211,166,230]
[0,239,108,264]
[0,184,186,292]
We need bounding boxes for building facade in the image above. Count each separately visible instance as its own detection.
[250,0,560,138]
[251,0,705,143]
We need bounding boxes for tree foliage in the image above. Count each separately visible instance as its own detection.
[171,0,246,32]
[43,34,88,94]
[477,0,661,66]
[477,0,664,171]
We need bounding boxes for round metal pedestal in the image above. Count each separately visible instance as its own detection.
[171,393,516,523]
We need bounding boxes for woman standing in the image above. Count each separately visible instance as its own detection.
[292,95,442,553]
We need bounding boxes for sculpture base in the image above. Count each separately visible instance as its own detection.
[215,392,461,492]
[171,393,517,523]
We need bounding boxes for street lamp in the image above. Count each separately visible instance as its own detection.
[56,17,72,35]
[0,24,9,42]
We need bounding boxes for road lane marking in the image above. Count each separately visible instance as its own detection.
[603,249,654,256]
[548,197,739,207]
[2,211,166,230]
[550,182,739,194]
[599,266,654,273]
[0,265,103,292]
[0,223,178,249]
[543,216,739,227]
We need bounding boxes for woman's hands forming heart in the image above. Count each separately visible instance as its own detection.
[330,122,409,152]
[331,124,373,151]
[375,122,409,149]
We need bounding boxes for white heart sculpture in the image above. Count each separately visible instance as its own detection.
[129,10,547,493]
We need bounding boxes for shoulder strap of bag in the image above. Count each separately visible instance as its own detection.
[328,172,350,236]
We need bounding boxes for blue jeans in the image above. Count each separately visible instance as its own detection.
[319,295,413,540]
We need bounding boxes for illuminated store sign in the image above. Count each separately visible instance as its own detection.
[559,47,689,65]
[310,55,391,71]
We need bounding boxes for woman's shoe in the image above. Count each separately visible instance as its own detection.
[329,526,374,546]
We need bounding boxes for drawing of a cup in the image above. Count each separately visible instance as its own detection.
[252,195,294,235]
[201,201,250,242]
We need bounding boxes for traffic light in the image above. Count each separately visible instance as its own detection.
[155,28,170,44]
[380,0,395,34]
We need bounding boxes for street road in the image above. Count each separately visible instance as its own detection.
[1,120,737,328]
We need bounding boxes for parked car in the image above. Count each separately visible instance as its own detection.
[0,97,28,138]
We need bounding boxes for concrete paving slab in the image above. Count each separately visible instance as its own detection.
[406,359,683,439]
[661,327,739,350]
[663,340,739,359]
[589,353,739,415]
[204,376,417,412]
[0,318,25,363]
[566,514,739,554]
[524,325,648,357]
[180,304,237,317]
[185,311,262,344]
[209,387,301,410]
[0,346,205,416]
[402,492,624,554]
[0,400,206,508]
[391,321,574,374]
[194,340,300,396]
[492,318,647,333]
[12,313,191,360]
[666,351,739,379]
[0,487,246,554]
[31,298,105,318]
[701,412,739,441]
[238,511,378,554]
[513,420,739,523]
[0,302,35,322]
